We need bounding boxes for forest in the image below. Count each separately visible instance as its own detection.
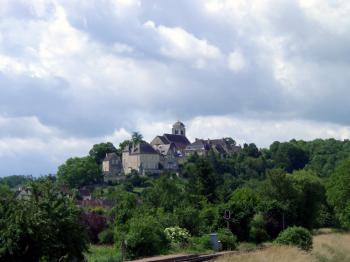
[1,138,350,261]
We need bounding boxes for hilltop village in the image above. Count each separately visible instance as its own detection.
[102,121,241,182]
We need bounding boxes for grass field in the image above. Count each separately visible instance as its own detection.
[84,245,122,262]
[216,232,350,262]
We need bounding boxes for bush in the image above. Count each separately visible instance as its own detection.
[217,228,238,250]
[250,213,269,243]
[0,181,89,261]
[274,226,313,251]
[190,235,212,251]
[99,228,114,244]
[164,226,191,247]
[121,215,169,259]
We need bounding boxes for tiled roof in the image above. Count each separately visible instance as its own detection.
[129,142,159,155]
[163,134,190,145]
[103,152,119,161]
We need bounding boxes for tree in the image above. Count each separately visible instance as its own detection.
[227,188,259,241]
[0,175,33,188]
[57,156,101,188]
[261,169,325,230]
[142,174,186,212]
[269,142,309,173]
[0,180,88,261]
[131,132,143,145]
[186,158,218,202]
[89,142,118,163]
[327,158,350,228]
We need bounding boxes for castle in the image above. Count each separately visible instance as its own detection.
[102,121,241,181]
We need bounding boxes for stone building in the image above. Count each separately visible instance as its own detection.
[122,142,160,175]
[153,143,179,170]
[185,138,241,158]
[102,153,122,182]
[151,121,190,157]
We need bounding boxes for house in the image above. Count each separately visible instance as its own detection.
[185,138,241,158]
[16,187,32,200]
[151,121,191,158]
[185,139,211,157]
[153,143,179,170]
[122,142,161,175]
[102,152,122,182]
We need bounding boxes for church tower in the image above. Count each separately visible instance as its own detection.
[172,121,186,136]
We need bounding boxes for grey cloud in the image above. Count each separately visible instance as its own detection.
[1,0,350,175]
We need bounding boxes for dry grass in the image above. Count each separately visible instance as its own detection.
[216,232,350,262]
[312,233,350,262]
[216,245,314,262]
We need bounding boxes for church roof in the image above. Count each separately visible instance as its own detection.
[163,134,190,146]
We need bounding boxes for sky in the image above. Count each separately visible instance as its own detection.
[1,0,350,176]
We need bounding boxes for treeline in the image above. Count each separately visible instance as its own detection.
[1,138,350,260]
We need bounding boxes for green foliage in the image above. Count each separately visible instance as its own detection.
[0,180,88,261]
[274,226,313,251]
[174,205,202,236]
[261,169,325,230]
[118,215,169,259]
[217,228,237,250]
[227,187,259,241]
[249,213,269,243]
[57,156,101,188]
[142,174,186,212]
[164,226,191,247]
[89,142,118,163]
[108,188,137,224]
[269,141,309,173]
[98,228,115,245]
[0,175,33,188]
[85,245,121,262]
[327,158,350,228]
[190,235,212,251]
[186,157,218,202]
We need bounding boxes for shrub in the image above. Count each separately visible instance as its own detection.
[190,235,212,251]
[217,228,238,250]
[164,226,191,247]
[274,226,313,251]
[0,181,89,261]
[99,228,114,244]
[250,213,269,243]
[122,215,169,259]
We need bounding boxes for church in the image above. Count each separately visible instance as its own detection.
[102,121,241,179]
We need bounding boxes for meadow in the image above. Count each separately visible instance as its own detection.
[216,232,350,262]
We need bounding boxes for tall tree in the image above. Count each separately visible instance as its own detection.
[131,132,143,144]
[89,142,118,163]
[0,180,88,261]
[57,156,101,188]
[327,158,350,228]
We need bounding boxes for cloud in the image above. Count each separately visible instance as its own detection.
[0,114,130,175]
[0,0,350,175]
[228,50,246,72]
[144,20,222,68]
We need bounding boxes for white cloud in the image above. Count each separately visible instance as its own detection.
[0,114,131,174]
[1,0,350,175]
[186,116,350,148]
[228,50,246,72]
[144,20,222,67]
